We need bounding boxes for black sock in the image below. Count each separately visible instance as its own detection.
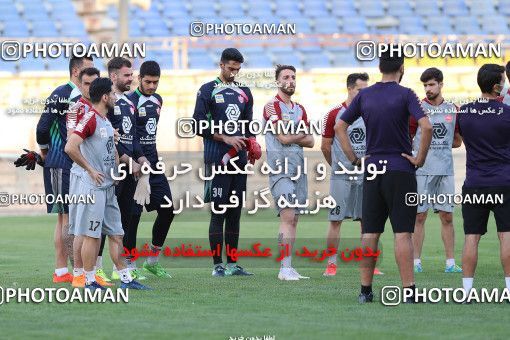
[125,214,141,251]
[404,284,416,301]
[209,212,225,265]
[224,206,241,264]
[152,207,174,247]
[361,285,372,295]
[97,234,106,256]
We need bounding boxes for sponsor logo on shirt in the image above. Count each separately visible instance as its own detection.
[215,94,224,103]
[349,128,365,144]
[146,117,157,135]
[99,127,107,138]
[139,107,146,117]
[225,103,241,121]
[122,116,132,134]
[433,123,447,139]
[114,106,121,115]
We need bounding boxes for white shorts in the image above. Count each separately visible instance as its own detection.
[416,175,455,213]
[329,177,363,221]
[270,175,308,216]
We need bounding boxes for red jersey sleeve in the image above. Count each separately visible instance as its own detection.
[74,111,96,139]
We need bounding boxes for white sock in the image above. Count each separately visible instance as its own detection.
[328,254,337,265]
[146,245,162,265]
[446,258,455,267]
[463,277,473,293]
[73,268,84,276]
[505,277,510,291]
[55,267,68,276]
[96,256,103,269]
[414,259,421,266]
[85,270,96,285]
[118,268,133,283]
[281,256,292,269]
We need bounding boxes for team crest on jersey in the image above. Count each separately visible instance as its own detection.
[139,107,146,117]
[99,127,107,138]
[122,116,132,133]
[238,95,244,103]
[445,114,453,123]
[146,117,157,135]
[225,103,241,121]
[215,94,225,103]
[114,106,121,115]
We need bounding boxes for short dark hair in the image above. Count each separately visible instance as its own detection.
[506,60,510,82]
[79,67,100,81]
[139,60,161,78]
[69,56,93,77]
[379,44,404,74]
[346,72,369,88]
[107,57,132,75]
[220,48,244,63]
[275,64,296,80]
[89,77,113,104]
[420,67,443,83]
[477,63,505,94]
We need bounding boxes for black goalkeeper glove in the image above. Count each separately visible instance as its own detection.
[14,149,44,170]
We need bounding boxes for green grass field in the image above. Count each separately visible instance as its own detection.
[1,208,509,339]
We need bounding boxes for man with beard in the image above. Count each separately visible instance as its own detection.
[337,48,432,303]
[66,67,113,287]
[263,65,314,281]
[105,57,146,281]
[128,60,175,278]
[65,77,149,290]
[193,48,260,277]
[409,67,463,274]
[36,55,93,283]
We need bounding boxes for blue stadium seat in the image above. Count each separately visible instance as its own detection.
[0,12,21,23]
[424,16,454,34]
[292,18,312,34]
[482,16,510,34]
[46,56,69,71]
[162,4,188,18]
[271,51,301,67]
[31,21,59,37]
[249,7,273,20]
[468,0,496,16]
[190,3,216,18]
[453,16,483,34]
[303,51,330,69]
[332,52,358,67]
[188,53,215,69]
[297,38,322,53]
[414,0,441,16]
[304,1,329,18]
[3,21,30,37]
[0,59,17,72]
[357,1,385,18]
[314,18,339,34]
[330,1,357,17]
[144,24,170,37]
[399,16,424,34]
[19,57,46,72]
[387,0,414,17]
[498,0,510,15]
[170,18,192,36]
[244,52,273,68]
[443,0,470,16]
[341,17,368,33]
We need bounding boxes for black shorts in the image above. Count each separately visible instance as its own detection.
[462,186,510,235]
[43,167,70,214]
[362,170,417,234]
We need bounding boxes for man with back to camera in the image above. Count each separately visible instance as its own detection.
[458,64,510,295]
[336,47,432,303]
[322,72,383,276]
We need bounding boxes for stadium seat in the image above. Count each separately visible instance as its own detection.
[292,18,312,34]
[19,57,46,72]
[46,56,70,71]
[31,21,59,37]
[271,51,301,68]
[357,0,385,18]
[399,17,424,34]
[481,15,510,34]
[244,52,273,68]
[498,0,510,15]
[188,53,215,69]
[330,0,357,17]
[304,1,329,18]
[468,0,496,16]
[341,17,368,33]
[453,16,483,34]
[3,21,30,37]
[303,51,331,69]
[314,18,340,34]
[387,0,414,17]
[442,0,470,16]
[424,16,454,35]
[414,0,441,16]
